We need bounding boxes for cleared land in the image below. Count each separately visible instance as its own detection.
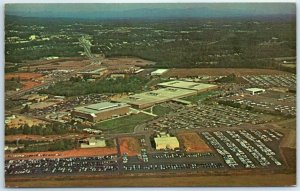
[119,137,141,156]
[5,115,47,128]
[163,68,289,77]
[21,81,43,90]
[5,73,44,80]
[6,147,118,160]
[29,102,57,109]
[102,57,155,70]
[29,60,91,71]
[96,113,154,134]
[178,132,212,152]
[5,73,44,90]
[5,134,86,142]
[280,129,296,170]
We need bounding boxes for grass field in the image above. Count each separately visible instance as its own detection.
[182,91,219,103]
[95,113,154,134]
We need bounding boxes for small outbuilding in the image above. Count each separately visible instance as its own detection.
[80,137,106,148]
[246,88,266,95]
[154,132,179,150]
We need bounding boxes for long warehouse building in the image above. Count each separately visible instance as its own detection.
[115,80,218,109]
[72,102,129,122]
[158,80,218,92]
[115,87,197,109]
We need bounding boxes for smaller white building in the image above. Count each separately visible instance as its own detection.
[151,69,169,76]
[154,132,179,150]
[246,88,266,95]
[80,137,106,148]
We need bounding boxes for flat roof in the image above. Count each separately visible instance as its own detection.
[154,136,179,145]
[116,88,197,107]
[151,69,169,75]
[158,80,217,91]
[246,88,266,92]
[74,102,128,115]
[78,67,107,74]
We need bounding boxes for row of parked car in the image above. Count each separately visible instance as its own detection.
[5,155,118,175]
[150,103,262,131]
[152,152,214,159]
[202,132,239,168]
[214,131,256,169]
[124,162,224,171]
[242,75,296,88]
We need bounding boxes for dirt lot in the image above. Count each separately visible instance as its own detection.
[5,134,87,142]
[280,129,296,149]
[118,137,141,156]
[5,173,296,187]
[5,73,44,80]
[178,132,212,152]
[103,57,155,70]
[6,147,118,160]
[21,81,43,90]
[279,129,296,170]
[29,101,58,109]
[5,115,47,128]
[29,59,91,71]
[163,68,289,77]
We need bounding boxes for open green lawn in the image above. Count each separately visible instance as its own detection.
[95,113,154,134]
[182,91,220,103]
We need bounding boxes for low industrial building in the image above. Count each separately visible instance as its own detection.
[154,132,180,150]
[158,80,218,92]
[151,69,169,76]
[77,68,107,78]
[80,137,106,148]
[110,73,126,79]
[72,102,129,122]
[20,94,48,102]
[115,88,197,109]
[246,88,266,95]
[115,80,218,109]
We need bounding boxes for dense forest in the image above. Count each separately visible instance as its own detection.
[39,76,150,96]
[5,15,296,69]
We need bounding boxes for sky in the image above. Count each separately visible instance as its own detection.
[5,3,296,19]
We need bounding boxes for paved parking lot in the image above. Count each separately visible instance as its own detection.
[5,155,119,175]
[148,104,265,130]
[219,93,296,116]
[242,75,296,88]
[200,129,284,169]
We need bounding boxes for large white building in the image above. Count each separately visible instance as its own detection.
[246,88,265,95]
[154,132,180,150]
[80,137,106,148]
[151,69,169,76]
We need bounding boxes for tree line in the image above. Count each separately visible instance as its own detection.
[40,76,149,96]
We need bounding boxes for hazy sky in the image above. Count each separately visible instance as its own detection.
[5,3,296,18]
